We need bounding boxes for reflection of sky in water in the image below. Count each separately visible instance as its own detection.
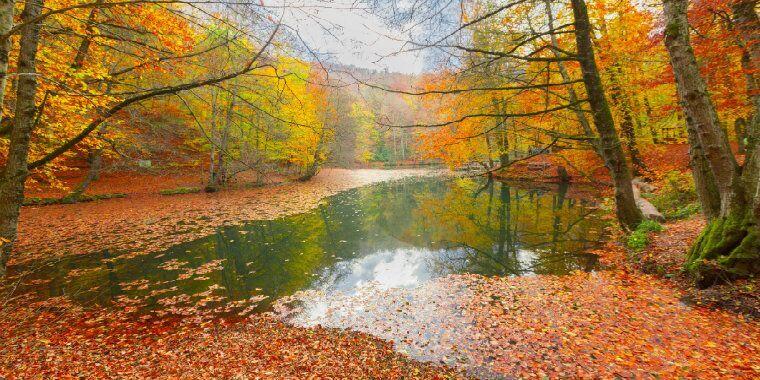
[11,177,609,378]
[320,247,441,292]
[316,245,552,295]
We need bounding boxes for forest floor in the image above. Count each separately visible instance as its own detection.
[636,218,760,317]
[2,168,759,379]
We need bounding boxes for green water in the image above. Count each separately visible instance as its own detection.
[13,177,606,315]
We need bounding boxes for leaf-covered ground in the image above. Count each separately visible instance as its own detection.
[0,298,462,379]
[3,215,757,379]
[635,218,760,317]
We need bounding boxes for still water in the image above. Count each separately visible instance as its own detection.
[15,177,606,316]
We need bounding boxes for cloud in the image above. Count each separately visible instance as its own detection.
[274,0,425,74]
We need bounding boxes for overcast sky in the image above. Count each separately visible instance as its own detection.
[274,0,427,74]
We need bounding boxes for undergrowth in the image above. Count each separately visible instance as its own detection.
[159,186,201,196]
[23,193,127,206]
[647,171,701,220]
[627,220,664,251]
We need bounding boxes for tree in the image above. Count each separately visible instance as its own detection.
[570,0,643,229]
[662,0,759,284]
[0,0,44,277]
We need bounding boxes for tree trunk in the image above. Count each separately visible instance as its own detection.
[0,0,13,118]
[300,126,327,182]
[65,149,103,201]
[664,0,743,212]
[643,97,661,144]
[686,121,721,219]
[497,99,510,166]
[0,0,44,277]
[571,0,643,230]
[663,0,759,284]
[70,0,103,70]
[608,64,650,177]
[732,0,760,133]
[543,0,596,145]
[484,130,495,169]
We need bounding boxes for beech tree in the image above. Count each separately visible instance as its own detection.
[663,0,759,284]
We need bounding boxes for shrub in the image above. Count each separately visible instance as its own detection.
[23,193,126,206]
[627,220,664,251]
[159,186,200,196]
[668,203,701,220]
[650,171,701,220]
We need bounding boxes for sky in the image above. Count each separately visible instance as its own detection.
[275,0,427,74]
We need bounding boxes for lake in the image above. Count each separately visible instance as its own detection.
[12,176,607,319]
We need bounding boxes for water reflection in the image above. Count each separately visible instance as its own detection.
[13,177,606,315]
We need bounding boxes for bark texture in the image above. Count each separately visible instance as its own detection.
[0,0,14,115]
[663,0,759,285]
[571,0,643,230]
[0,0,44,276]
[732,0,760,132]
[686,121,721,219]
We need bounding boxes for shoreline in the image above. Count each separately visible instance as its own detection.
[11,168,445,268]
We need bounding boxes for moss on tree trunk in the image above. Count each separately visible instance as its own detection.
[687,210,760,287]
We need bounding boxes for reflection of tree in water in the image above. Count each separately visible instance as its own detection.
[416,179,604,276]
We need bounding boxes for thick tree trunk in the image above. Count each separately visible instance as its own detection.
[663,0,759,284]
[732,0,760,132]
[731,0,760,226]
[664,0,743,213]
[571,0,643,230]
[0,0,44,277]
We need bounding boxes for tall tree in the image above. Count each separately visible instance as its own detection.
[663,0,759,284]
[571,0,643,229]
[0,0,44,277]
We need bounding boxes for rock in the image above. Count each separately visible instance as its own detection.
[631,180,665,222]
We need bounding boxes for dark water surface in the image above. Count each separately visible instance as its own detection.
[14,177,607,316]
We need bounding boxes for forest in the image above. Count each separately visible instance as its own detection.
[0,0,758,378]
